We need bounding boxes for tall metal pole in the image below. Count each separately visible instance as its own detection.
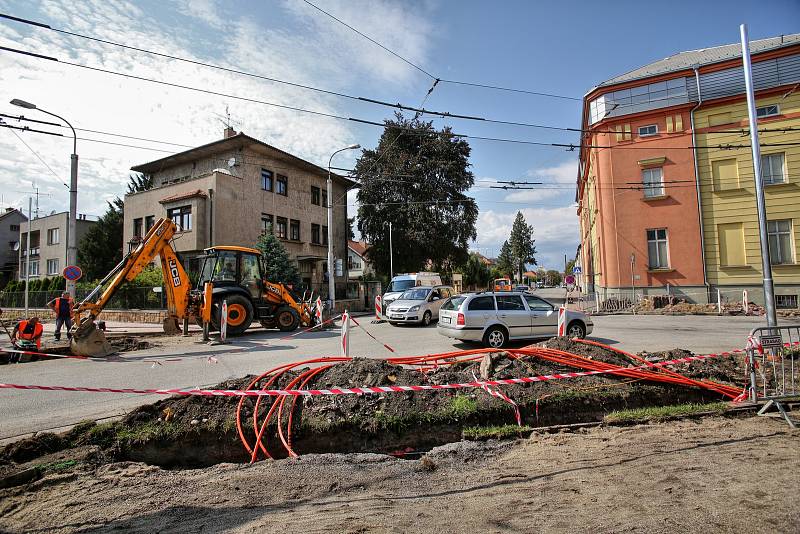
[24,197,31,317]
[326,144,360,312]
[389,221,393,278]
[740,24,777,327]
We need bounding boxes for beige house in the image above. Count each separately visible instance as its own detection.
[124,129,355,295]
[18,211,95,280]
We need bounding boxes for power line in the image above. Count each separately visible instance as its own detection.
[1,121,69,188]
[437,79,582,101]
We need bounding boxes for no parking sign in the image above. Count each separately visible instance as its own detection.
[63,265,82,281]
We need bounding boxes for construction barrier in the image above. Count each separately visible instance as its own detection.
[746,325,800,428]
[371,295,385,324]
[743,290,749,316]
[557,306,566,336]
[220,300,228,343]
[340,310,350,357]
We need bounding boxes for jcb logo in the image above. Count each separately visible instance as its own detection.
[168,259,182,287]
[267,285,280,296]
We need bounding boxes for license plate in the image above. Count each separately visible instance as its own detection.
[391,314,403,319]
[441,316,451,324]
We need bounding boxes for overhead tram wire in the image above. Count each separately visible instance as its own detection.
[1,121,70,188]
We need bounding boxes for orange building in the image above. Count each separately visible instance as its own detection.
[577,34,800,304]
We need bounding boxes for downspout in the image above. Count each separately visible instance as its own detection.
[207,188,214,247]
[689,66,709,300]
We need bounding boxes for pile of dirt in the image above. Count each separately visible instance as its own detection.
[2,340,742,474]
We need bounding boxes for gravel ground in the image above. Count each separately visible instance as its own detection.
[1,415,797,533]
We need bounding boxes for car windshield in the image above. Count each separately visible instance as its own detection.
[387,279,415,292]
[400,288,430,301]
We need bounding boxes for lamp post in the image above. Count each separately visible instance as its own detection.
[327,144,360,311]
[11,99,78,298]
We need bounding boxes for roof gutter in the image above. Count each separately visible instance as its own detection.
[689,66,709,293]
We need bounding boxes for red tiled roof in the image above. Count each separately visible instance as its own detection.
[348,240,369,257]
[159,189,208,204]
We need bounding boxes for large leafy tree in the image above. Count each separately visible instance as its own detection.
[459,252,490,289]
[355,114,478,275]
[255,233,300,287]
[508,211,537,283]
[126,173,153,193]
[496,240,514,278]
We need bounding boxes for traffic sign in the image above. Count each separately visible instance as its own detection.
[564,274,576,285]
[572,265,582,274]
[63,265,82,281]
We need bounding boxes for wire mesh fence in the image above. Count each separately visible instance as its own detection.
[0,287,166,310]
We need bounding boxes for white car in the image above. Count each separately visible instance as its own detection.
[385,285,453,326]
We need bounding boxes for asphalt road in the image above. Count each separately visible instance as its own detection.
[1,307,796,443]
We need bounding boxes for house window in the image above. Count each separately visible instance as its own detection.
[322,225,328,245]
[261,169,273,191]
[133,218,143,238]
[276,217,287,239]
[261,214,273,234]
[642,167,665,198]
[776,295,798,309]
[718,223,746,266]
[46,227,60,245]
[756,104,779,118]
[28,259,39,277]
[761,153,786,185]
[311,186,321,206]
[47,258,59,275]
[311,223,321,244]
[767,219,794,265]
[638,124,658,137]
[290,219,300,241]
[10,224,19,232]
[145,215,155,232]
[646,228,669,269]
[322,189,328,208]
[166,205,192,231]
[276,174,288,196]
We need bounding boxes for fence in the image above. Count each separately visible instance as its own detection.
[747,325,800,428]
[0,287,166,310]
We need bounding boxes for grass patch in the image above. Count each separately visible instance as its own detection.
[463,424,532,441]
[604,402,728,423]
[114,421,183,445]
[448,395,479,418]
[37,459,77,472]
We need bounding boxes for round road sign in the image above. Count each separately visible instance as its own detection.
[63,265,82,281]
[564,274,576,286]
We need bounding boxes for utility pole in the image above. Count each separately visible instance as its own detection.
[24,197,31,317]
[740,24,777,327]
[388,221,393,278]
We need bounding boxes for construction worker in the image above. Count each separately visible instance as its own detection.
[48,291,74,341]
[12,316,44,350]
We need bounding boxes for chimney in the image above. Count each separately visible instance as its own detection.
[223,127,237,139]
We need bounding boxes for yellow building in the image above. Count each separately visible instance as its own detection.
[695,90,800,307]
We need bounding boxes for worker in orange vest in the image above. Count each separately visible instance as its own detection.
[12,316,44,350]
[48,291,75,341]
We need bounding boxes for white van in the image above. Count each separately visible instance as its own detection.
[382,273,443,314]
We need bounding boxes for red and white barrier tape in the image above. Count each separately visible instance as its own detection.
[0,349,737,398]
[0,347,90,360]
[472,371,522,426]
[277,314,342,341]
[350,316,395,352]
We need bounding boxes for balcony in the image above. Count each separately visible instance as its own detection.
[21,247,40,257]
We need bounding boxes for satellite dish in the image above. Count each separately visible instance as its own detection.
[12,241,19,251]
[227,157,236,168]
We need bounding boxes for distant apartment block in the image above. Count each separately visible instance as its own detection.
[18,211,95,280]
[124,129,355,294]
[577,33,800,307]
[0,208,27,283]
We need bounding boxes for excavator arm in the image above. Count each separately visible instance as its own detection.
[71,218,202,356]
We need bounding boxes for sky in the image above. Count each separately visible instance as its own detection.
[0,0,798,270]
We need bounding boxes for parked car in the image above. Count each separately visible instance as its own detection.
[437,291,593,348]
[514,284,530,292]
[385,285,454,326]
[381,272,442,315]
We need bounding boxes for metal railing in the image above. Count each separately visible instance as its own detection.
[0,287,167,310]
[747,325,800,428]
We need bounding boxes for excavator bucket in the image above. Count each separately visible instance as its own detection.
[70,319,115,358]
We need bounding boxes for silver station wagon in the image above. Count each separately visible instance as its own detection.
[437,292,594,348]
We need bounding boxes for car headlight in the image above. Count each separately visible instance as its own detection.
[408,305,420,312]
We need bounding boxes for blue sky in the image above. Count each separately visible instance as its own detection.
[0,0,798,269]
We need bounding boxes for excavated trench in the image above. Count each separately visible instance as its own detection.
[0,338,751,475]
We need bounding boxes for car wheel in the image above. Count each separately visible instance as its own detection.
[389,321,398,326]
[567,321,586,339]
[275,306,300,332]
[483,326,507,348]
[212,294,254,336]
[422,311,432,326]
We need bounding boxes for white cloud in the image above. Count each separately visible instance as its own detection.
[502,160,578,203]
[0,0,435,217]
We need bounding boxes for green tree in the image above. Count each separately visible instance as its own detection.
[126,173,153,194]
[496,241,514,278]
[355,114,478,275]
[565,258,577,277]
[546,269,563,286]
[459,252,490,289]
[346,216,356,241]
[508,212,537,283]
[77,198,124,281]
[255,232,300,287]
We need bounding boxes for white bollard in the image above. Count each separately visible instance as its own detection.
[220,300,228,343]
[315,296,323,324]
[595,292,600,313]
[743,290,749,316]
[340,310,350,357]
[375,295,382,320]
[557,306,566,336]
[717,289,722,315]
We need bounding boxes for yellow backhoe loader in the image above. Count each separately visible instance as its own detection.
[71,218,316,357]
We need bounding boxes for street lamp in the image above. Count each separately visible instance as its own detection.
[327,143,361,311]
[11,98,79,298]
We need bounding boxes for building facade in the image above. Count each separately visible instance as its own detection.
[18,212,95,280]
[0,208,27,284]
[347,240,373,279]
[125,130,355,295]
[577,33,800,307]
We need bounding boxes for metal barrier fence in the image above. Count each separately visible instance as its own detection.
[0,287,166,310]
[747,325,800,428]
